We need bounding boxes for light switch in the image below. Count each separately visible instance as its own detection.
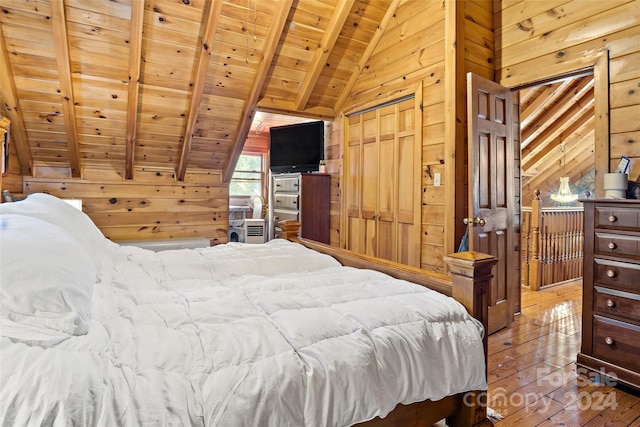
[434,172,441,187]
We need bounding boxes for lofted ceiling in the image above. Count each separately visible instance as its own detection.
[0,0,396,182]
[519,74,596,205]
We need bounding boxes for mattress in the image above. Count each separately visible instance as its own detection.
[1,194,486,426]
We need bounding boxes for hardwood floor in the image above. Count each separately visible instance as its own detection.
[487,280,640,426]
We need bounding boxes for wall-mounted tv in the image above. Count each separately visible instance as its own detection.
[269,121,324,174]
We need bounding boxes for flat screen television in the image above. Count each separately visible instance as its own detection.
[269,121,324,173]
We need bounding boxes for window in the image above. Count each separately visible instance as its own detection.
[230,154,264,196]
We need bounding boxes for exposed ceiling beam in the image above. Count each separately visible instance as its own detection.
[50,0,81,177]
[223,0,294,183]
[257,99,336,120]
[124,0,145,180]
[522,76,593,142]
[294,0,355,110]
[0,23,33,176]
[176,0,223,181]
[519,82,552,110]
[333,0,401,114]
[520,82,561,128]
[524,129,595,197]
[522,104,594,171]
[522,86,594,160]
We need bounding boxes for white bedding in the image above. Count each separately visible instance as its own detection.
[1,195,486,427]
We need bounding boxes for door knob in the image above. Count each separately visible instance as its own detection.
[463,217,486,226]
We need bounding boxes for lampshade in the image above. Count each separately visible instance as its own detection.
[551,176,578,203]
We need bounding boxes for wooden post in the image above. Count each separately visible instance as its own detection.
[530,190,543,291]
[444,251,498,427]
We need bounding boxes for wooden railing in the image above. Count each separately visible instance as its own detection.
[522,192,584,290]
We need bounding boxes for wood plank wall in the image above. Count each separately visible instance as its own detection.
[341,0,447,272]
[339,0,496,273]
[495,0,640,182]
[23,167,229,244]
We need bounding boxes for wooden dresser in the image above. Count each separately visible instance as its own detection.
[270,173,330,244]
[578,199,640,390]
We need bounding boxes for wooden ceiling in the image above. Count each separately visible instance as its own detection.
[0,0,395,182]
[520,74,596,204]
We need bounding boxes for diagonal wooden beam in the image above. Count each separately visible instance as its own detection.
[124,0,145,180]
[294,0,355,110]
[223,0,294,183]
[522,76,593,142]
[520,82,561,128]
[176,0,223,181]
[333,0,401,114]
[522,103,594,171]
[0,23,33,175]
[50,0,81,177]
[522,86,594,159]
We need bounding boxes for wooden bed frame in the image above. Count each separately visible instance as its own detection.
[280,221,496,427]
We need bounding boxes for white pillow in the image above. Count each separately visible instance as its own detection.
[0,193,109,270]
[0,214,97,335]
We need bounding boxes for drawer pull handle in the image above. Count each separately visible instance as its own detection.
[607,242,617,250]
[606,299,615,308]
[608,215,617,223]
[606,269,617,278]
[605,336,614,346]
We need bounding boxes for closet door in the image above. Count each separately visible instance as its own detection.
[343,93,421,266]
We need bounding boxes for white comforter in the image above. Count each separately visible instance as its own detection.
[1,239,486,426]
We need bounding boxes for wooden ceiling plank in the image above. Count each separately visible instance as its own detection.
[522,105,594,172]
[294,0,355,110]
[50,0,81,177]
[522,88,594,161]
[333,0,401,114]
[176,0,224,181]
[0,22,33,175]
[522,76,593,142]
[124,0,145,180]
[520,82,561,127]
[222,0,295,183]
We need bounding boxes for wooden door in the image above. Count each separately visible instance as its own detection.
[467,72,518,334]
[343,94,421,266]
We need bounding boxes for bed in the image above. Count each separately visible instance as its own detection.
[0,193,495,426]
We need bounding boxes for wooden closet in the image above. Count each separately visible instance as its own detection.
[343,95,422,267]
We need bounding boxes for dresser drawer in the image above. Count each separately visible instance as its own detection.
[594,286,640,323]
[273,177,300,192]
[595,232,640,259]
[594,258,640,293]
[593,316,640,373]
[273,193,299,209]
[272,209,298,223]
[595,206,640,230]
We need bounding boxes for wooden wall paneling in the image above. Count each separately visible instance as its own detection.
[593,52,611,196]
[23,168,229,244]
[499,1,637,71]
[443,0,467,271]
